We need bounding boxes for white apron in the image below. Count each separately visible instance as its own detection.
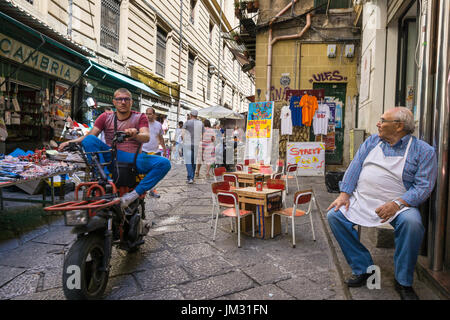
[342,137,412,227]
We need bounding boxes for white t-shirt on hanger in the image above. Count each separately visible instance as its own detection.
[280,105,293,135]
[313,103,330,136]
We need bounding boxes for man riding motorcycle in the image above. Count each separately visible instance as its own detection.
[59,88,171,207]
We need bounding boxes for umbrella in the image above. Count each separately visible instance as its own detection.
[197,105,244,119]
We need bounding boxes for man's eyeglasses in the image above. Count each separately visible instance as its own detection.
[113,97,131,102]
[379,118,403,124]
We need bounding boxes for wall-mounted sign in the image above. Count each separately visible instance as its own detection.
[0,33,81,83]
[245,101,274,164]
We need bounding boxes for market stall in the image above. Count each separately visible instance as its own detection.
[0,148,79,210]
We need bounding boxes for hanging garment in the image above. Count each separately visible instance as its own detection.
[289,95,303,126]
[313,103,331,136]
[300,94,318,127]
[342,137,413,227]
[280,105,293,135]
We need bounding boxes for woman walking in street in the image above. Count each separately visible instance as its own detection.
[196,119,215,179]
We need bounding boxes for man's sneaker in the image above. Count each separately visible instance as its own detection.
[188,179,194,184]
[149,190,161,198]
[345,273,372,287]
[120,190,139,208]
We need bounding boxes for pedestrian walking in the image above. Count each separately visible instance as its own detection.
[173,121,184,163]
[182,110,204,184]
[196,119,215,179]
[142,107,167,198]
[326,107,437,300]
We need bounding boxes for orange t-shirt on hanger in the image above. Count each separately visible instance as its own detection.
[300,94,318,127]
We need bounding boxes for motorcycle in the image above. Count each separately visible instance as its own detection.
[45,131,150,300]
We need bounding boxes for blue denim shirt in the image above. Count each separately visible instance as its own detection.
[339,134,437,207]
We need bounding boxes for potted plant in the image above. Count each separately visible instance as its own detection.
[247,1,254,11]
[240,1,247,10]
[243,50,250,59]
[231,31,242,44]
[253,0,259,10]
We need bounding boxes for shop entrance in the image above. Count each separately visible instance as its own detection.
[310,83,346,165]
[2,82,53,154]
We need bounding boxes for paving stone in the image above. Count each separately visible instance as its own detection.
[41,268,62,291]
[12,287,66,300]
[242,263,291,285]
[126,288,185,300]
[226,284,295,300]
[141,249,179,269]
[155,231,208,248]
[277,277,338,300]
[171,243,219,262]
[147,224,186,237]
[181,256,234,280]
[104,274,140,300]
[0,272,40,300]
[0,242,64,269]
[178,271,254,300]
[32,225,75,245]
[134,265,191,291]
[0,265,26,287]
[19,225,49,244]
[0,238,20,253]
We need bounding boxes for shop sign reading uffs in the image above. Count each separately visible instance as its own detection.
[0,33,81,83]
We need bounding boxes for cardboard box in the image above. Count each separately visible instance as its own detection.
[241,212,281,240]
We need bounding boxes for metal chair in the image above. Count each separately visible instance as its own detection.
[271,172,283,180]
[213,166,227,182]
[210,181,232,229]
[282,163,299,194]
[244,159,256,166]
[235,164,244,171]
[271,189,316,248]
[223,173,239,189]
[213,191,255,248]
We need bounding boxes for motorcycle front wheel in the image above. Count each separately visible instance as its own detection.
[62,234,110,300]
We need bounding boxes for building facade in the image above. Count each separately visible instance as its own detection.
[4,0,255,136]
[246,0,359,168]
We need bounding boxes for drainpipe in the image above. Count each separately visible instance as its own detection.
[429,0,450,272]
[266,0,310,100]
[176,0,183,124]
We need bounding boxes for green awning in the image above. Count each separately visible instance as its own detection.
[87,62,159,97]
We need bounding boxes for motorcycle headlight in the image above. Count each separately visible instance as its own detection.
[65,210,88,226]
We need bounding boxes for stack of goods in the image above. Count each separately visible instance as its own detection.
[0,149,77,183]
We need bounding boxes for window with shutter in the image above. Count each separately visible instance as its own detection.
[100,0,120,53]
[187,53,195,91]
[156,27,167,77]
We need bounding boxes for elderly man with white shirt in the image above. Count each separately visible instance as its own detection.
[327,107,437,300]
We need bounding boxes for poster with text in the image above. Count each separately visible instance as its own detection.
[286,142,325,176]
[246,101,274,139]
[245,101,274,164]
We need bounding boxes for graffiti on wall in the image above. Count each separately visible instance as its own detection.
[270,86,291,101]
[309,70,347,83]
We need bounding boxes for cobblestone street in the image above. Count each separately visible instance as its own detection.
[0,163,442,301]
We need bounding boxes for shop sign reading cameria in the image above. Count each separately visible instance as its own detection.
[0,33,81,83]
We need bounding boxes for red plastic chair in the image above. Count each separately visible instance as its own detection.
[213,191,255,247]
[213,166,227,182]
[235,164,244,171]
[271,189,316,247]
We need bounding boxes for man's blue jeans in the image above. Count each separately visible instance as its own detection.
[327,208,424,286]
[81,135,171,195]
[183,144,198,181]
